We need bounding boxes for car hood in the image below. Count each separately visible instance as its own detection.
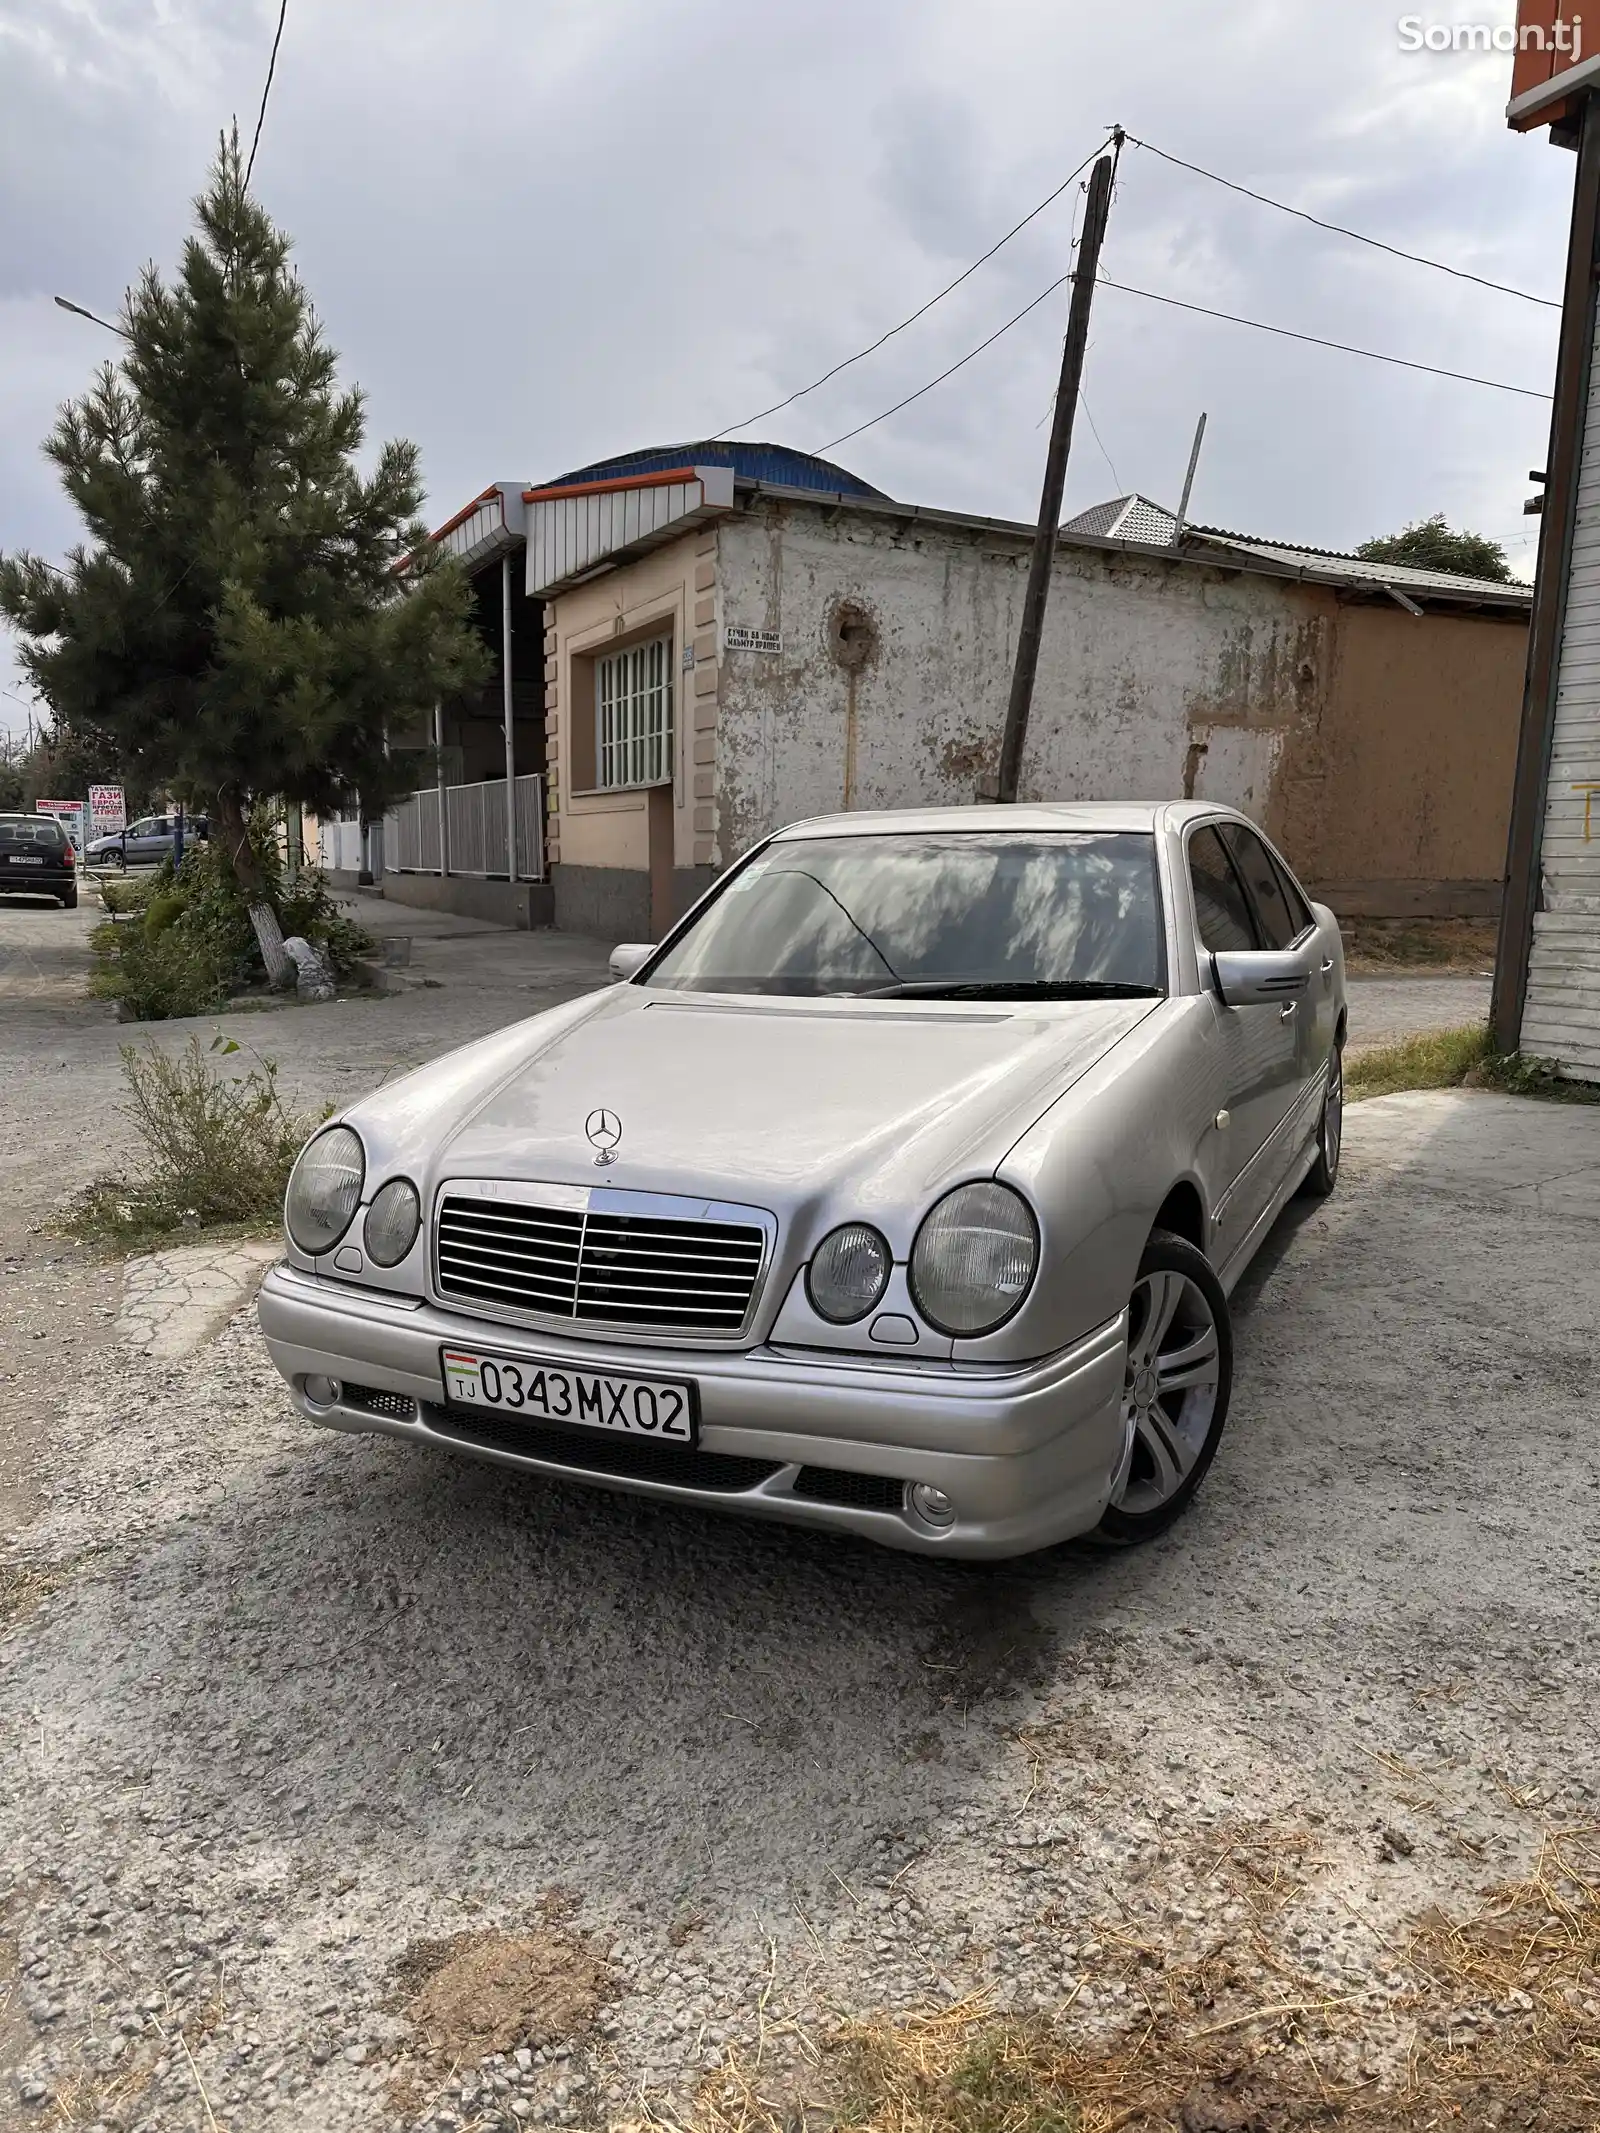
[414,985,1157,1237]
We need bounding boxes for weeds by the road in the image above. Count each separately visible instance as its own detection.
[683,1834,1600,2133]
[63,1031,323,1249]
[1347,1024,1600,1106]
[1346,1024,1492,1101]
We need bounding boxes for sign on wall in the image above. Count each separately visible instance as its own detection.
[724,625,783,655]
[89,784,127,835]
[36,799,88,848]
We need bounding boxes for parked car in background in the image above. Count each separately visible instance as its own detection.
[259,802,1346,1560]
[85,814,209,868]
[0,813,78,907]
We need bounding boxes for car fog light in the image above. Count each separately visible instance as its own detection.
[909,1482,956,1530]
[303,1375,341,1407]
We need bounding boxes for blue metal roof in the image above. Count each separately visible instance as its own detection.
[553,440,889,500]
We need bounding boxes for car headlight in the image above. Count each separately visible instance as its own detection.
[363,1177,421,1267]
[284,1126,364,1255]
[807,1223,892,1324]
[909,1182,1039,1336]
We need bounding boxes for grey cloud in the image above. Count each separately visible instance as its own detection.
[0,0,1572,728]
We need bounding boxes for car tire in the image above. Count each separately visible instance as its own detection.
[1298,1046,1343,1201]
[1093,1229,1232,1548]
[59,888,78,910]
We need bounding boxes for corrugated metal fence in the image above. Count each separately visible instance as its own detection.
[385,775,545,882]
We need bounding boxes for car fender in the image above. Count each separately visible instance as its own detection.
[951,997,1221,1361]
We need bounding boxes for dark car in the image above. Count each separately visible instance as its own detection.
[85,813,209,868]
[0,814,78,907]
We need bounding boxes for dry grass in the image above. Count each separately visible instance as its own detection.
[62,1031,327,1250]
[1338,918,1498,975]
[1344,1024,1492,1102]
[0,1557,66,1630]
[669,1832,1600,2133]
[1344,1025,1600,1107]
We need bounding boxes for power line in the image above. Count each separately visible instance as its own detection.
[1097,277,1553,400]
[811,256,1550,463]
[718,135,1112,439]
[244,0,288,191]
[813,272,1072,454]
[1126,134,1560,310]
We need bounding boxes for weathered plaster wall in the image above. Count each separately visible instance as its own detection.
[713,502,1328,860]
[710,501,1525,911]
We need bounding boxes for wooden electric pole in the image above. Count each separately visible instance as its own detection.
[994,136,1118,804]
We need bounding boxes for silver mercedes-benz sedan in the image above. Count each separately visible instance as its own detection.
[257,803,1345,1558]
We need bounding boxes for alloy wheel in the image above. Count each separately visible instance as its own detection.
[1323,1052,1343,1179]
[1111,1268,1223,1516]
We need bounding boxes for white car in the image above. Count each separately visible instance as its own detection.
[258,804,1345,1558]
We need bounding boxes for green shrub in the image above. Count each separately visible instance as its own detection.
[98,874,155,918]
[88,804,374,1018]
[64,1032,327,1248]
[143,887,190,936]
[88,918,231,1021]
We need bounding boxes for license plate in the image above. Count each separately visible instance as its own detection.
[439,1345,698,1445]
[7,856,44,866]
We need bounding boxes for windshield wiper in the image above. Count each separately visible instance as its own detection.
[855,979,1164,1001]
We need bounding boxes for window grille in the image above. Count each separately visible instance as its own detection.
[597,636,674,789]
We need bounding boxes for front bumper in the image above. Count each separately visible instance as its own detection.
[256,1264,1127,1558]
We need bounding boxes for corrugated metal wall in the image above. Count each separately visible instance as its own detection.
[529,478,704,594]
[1521,315,1600,1082]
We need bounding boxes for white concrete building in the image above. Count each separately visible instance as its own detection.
[403,442,1528,942]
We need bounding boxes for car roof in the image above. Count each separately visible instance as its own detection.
[768,801,1250,841]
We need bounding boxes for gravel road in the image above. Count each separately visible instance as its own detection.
[1,891,1591,2133]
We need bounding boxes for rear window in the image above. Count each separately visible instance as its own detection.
[0,818,66,852]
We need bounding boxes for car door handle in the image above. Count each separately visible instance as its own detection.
[1320,957,1334,975]
[1280,1000,1298,1020]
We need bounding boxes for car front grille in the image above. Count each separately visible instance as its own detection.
[422,1403,781,1492]
[434,1194,768,1335]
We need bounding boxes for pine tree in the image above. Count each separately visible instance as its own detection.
[0,132,487,982]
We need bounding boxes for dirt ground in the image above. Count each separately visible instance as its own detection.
[1338,917,1499,977]
[0,887,1593,2133]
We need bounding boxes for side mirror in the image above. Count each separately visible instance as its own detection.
[609,943,656,981]
[1211,946,1312,1009]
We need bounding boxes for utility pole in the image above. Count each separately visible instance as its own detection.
[994,132,1119,805]
[1171,411,1207,544]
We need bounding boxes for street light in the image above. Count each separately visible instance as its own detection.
[54,295,128,339]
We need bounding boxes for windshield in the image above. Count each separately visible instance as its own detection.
[644,832,1165,998]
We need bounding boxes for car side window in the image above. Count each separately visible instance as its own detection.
[1266,847,1315,938]
[1188,826,1259,953]
[1221,826,1300,950]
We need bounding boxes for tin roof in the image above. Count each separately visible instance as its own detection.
[1062,494,1527,603]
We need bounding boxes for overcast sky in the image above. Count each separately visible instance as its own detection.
[0,0,1574,736]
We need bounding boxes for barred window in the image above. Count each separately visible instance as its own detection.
[596,637,674,789]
